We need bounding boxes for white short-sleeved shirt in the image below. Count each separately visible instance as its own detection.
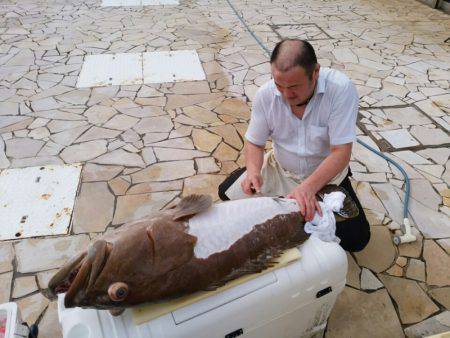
[245,67,358,179]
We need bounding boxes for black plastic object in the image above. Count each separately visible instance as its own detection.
[316,286,332,298]
[225,328,244,338]
[28,324,39,338]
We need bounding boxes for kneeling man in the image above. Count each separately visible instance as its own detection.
[218,39,370,252]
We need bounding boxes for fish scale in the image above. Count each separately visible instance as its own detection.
[188,197,299,259]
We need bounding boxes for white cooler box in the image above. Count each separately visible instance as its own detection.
[57,236,347,338]
[0,303,30,338]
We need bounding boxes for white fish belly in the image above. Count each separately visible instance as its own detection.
[187,197,300,259]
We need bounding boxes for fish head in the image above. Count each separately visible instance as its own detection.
[48,217,198,310]
[48,238,126,309]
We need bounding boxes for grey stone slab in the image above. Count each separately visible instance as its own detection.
[384,106,431,125]
[361,268,383,290]
[133,116,173,134]
[31,97,61,111]
[0,102,19,116]
[417,148,450,165]
[60,140,107,163]
[73,182,114,233]
[0,135,10,168]
[0,116,30,130]
[113,191,178,224]
[10,156,63,168]
[38,301,62,338]
[84,105,117,125]
[131,160,195,183]
[47,120,88,134]
[409,179,442,210]
[103,114,139,131]
[326,288,403,338]
[372,183,404,225]
[12,276,38,298]
[82,163,123,182]
[0,242,14,273]
[5,138,44,158]
[404,311,450,338]
[412,127,449,148]
[75,126,122,143]
[50,125,90,146]
[423,240,450,287]
[154,147,208,161]
[379,274,439,324]
[354,226,396,273]
[17,293,49,326]
[15,235,90,273]
[353,137,390,172]
[400,188,450,239]
[0,272,12,303]
[379,129,420,149]
[92,149,145,168]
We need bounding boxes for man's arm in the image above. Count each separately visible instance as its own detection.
[287,143,352,221]
[241,141,265,195]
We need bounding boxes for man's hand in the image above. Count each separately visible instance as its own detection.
[241,172,263,195]
[287,183,322,222]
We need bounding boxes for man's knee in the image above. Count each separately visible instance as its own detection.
[336,216,371,252]
[340,228,371,252]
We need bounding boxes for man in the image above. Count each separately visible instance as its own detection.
[218,39,370,252]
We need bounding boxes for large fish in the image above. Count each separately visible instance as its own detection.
[49,185,358,315]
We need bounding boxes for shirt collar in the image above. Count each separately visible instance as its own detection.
[273,68,326,97]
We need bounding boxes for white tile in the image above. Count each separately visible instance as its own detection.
[102,0,141,6]
[379,129,420,149]
[142,0,179,4]
[77,53,142,88]
[102,0,178,6]
[0,165,82,240]
[143,50,205,84]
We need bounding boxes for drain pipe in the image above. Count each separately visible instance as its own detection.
[224,0,415,245]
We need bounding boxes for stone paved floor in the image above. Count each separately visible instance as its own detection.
[0,0,449,336]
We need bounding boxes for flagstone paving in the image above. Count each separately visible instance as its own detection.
[0,0,449,336]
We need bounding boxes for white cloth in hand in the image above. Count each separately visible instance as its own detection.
[304,191,346,243]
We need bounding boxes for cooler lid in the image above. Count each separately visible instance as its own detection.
[172,272,277,324]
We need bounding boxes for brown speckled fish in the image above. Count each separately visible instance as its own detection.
[49,185,358,315]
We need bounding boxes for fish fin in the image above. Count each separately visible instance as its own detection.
[316,184,359,220]
[203,249,281,291]
[172,194,213,221]
[147,222,197,276]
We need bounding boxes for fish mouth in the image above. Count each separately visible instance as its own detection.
[49,240,111,308]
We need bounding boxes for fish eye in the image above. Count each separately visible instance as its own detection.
[108,282,129,302]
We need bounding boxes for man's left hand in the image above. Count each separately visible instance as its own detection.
[287,183,322,222]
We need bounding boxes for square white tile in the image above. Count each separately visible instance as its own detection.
[143,50,205,83]
[77,53,142,88]
[379,129,420,149]
[141,0,179,4]
[102,0,140,6]
[102,0,178,6]
[0,164,82,240]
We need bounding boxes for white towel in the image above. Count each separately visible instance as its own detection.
[304,191,346,243]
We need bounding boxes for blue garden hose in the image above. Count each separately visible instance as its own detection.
[225,0,413,243]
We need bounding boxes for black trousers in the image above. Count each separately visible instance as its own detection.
[218,168,371,252]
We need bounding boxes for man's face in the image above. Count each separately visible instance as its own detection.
[272,64,320,106]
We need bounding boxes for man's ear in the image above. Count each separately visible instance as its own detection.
[314,64,320,79]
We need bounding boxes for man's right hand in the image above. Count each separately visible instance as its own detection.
[241,172,263,195]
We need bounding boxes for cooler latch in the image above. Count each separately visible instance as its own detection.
[316,286,332,298]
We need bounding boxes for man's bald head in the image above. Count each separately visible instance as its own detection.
[270,39,318,79]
